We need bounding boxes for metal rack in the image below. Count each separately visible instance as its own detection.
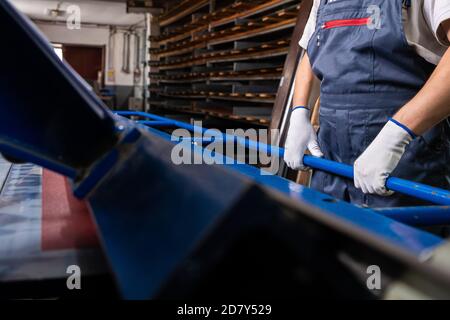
[149,0,302,125]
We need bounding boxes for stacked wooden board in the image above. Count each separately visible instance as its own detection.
[149,0,302,126]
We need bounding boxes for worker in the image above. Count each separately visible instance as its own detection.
[284,0,450,207]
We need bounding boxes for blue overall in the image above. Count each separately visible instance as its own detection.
[307,0,450,207]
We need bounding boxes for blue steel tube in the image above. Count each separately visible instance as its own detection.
[301,156,450,206]
[115,111,450,206]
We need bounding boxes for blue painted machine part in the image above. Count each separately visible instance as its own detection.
[374,206,450,227]
[116,111,450,206]
[90,122,444,298]
[140,114,450,226]
[143,126,444,252]
[0,0,118,177]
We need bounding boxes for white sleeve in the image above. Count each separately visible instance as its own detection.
[298,0,320,50]
[422,0,450,46]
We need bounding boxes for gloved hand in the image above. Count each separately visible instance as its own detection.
[354,118,415,196]
[284,107,324,170]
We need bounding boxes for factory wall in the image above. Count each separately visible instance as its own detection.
[35,22,143,107]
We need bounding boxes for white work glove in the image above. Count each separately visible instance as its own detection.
[284,107,324,170]
[354,119,415,196]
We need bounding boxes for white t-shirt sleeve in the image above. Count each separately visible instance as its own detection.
[298,0,320,50]
[423,0,450,46]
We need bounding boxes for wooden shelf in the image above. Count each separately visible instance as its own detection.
[208,45,289,63]
[210,95,276,104]
[149,0,303,127]
[153,1,258,44]
[208,18,297,46]
[151,5,299,59]
[148,100,168,107]
[154,39,290,70]
[156,78,207,84]
[153,102,271,126]
[152,67,283,82]
[152,24,293,59]
[159,92,205,99]
[199,111,271,125]
[154,73,282,83]
[212,0,296,27]
[153,0,296,46]
[155,25,207,46]
[159,91,276,104]
[159,0,210,27]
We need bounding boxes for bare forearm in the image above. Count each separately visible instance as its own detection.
[293,53,316,108]
[394,22,450,135]
[394,47,450,134]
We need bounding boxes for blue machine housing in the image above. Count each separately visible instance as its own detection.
[0,0,118,178]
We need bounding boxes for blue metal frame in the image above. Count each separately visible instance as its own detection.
[55,112,442,298]
[374,206,450,227]
[116,111,450,206]
[114,113,447,246]
[117,111,450,227]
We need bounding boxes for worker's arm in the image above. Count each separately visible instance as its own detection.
[284,53,323,170]
[293,53,316,107]
[354,20,450,196]
[394,20,450,134]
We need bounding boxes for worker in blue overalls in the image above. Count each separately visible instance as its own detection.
[284,0,450,207]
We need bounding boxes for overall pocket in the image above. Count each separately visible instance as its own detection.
[307,10,377,94]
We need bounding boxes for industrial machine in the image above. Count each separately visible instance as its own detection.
[1,0,450,300]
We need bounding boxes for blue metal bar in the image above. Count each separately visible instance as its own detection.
[302,156,450,206]
[146,122,449,226]
[116,111,450,206]
[374,206,450,226]
[137,120,175,127]
[116,111,209,133]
